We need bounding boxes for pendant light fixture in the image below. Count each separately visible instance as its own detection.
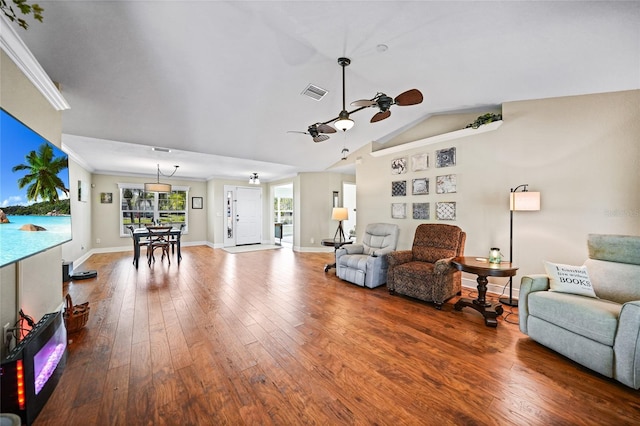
[144,164,179,193]
[249,172,260,185]
[333,57,354,132]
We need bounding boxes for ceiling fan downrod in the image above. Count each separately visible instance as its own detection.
[334,57,354,132]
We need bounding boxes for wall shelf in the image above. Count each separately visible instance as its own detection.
[370,120,503,157]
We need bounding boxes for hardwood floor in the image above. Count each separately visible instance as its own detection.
[35,246,639,425]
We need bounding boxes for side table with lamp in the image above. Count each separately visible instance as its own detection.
[452,253,518,327]
[322,207,352,272]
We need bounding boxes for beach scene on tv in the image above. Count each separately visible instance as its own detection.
[0,109,72,267]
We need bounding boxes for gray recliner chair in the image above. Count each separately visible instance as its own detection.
[335,223,399,288]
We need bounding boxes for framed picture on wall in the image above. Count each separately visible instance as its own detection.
[391,157,407,174]
[391,203,407,219]
[435,147,456,168]
[413,203,430,220]
[391,180,406,197]
[412,178,429,195]
[192,197,203,209]
[436,174,457,194]
[78,180,89,202]
[411,153,429,171]
[436,202,456,220]
[100,192,112,203]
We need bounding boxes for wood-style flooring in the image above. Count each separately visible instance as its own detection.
[35,246,639,425]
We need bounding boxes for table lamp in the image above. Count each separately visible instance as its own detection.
[331,207,349,242]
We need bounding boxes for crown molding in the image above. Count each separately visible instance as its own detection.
[0,15,70,111]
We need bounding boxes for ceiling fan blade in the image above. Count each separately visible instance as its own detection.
[287,130,308,135]
[316,123,337,134]
[394,89,423,106]
[371,110,391,123]
[313,134,330,143]
[351,99,377,107]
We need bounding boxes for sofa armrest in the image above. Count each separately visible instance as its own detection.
[518,274,550,335]
[372,246,394,257]
[336,244,365,265]
[387,250,413,291]
[367,253,389,272]
[614,300,640,389]
[388,250,413,267]
[433,257,455,275]
[343,244,365,255]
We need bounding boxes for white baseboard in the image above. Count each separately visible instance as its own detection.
[293,245,334,253]
[71,241,210,266]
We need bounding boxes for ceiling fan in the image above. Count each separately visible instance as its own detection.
[351,89,424,123]
[287,123,336,143]
[290,57,423,142]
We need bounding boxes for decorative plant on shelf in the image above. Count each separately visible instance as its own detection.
[465,113,503,129]
[1,0,43,30]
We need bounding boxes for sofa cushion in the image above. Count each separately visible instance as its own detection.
[528,291,621,346]
[338,253,368,271]
[543,261,597,298]
[584,258,640,304]
[588,234,640,265]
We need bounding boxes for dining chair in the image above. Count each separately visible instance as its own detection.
[127,225,150,265]
[146,226,172,266]
[169,223,185,256]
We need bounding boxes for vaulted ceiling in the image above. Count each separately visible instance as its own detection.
[9,1,640,182]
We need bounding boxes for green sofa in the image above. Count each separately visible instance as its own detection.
[519,234,640,389]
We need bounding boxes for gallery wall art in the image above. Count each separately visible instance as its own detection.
[388,146,459,221]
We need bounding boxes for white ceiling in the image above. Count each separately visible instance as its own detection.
[10,1,640,183]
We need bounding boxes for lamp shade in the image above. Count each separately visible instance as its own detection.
[144,182,172,193]
[510,191,540,211]
[331,207,349,221]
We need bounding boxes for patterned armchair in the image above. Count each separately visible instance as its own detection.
[387,223,466,309]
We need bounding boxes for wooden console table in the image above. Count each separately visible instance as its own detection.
[451,256,518,327]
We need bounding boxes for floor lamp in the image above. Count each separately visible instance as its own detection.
[332,207,349,242]
[499,184,541,306]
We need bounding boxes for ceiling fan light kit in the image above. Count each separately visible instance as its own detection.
[249,172,260,185]
[334,110,354,132]
[289,57,424,143]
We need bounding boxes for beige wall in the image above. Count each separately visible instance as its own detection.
[205,173,353,250]
[61,158,92,263]
[208,178,267,247]
[356,90,640,293]
[1,50,65,338]
[90,174,208,250]
[295,172,355,251]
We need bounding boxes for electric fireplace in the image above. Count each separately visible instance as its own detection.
[1,311,67,425]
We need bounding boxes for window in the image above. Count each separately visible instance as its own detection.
[274,196,293,225]
[118,184,189,236]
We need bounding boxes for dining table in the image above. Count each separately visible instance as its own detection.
[132,227,183,268]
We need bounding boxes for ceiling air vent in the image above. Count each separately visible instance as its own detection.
[301,84,328,101]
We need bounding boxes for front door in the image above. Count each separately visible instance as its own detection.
[236,187,262,245]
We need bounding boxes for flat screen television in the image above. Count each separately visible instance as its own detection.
[0,108,71,267]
